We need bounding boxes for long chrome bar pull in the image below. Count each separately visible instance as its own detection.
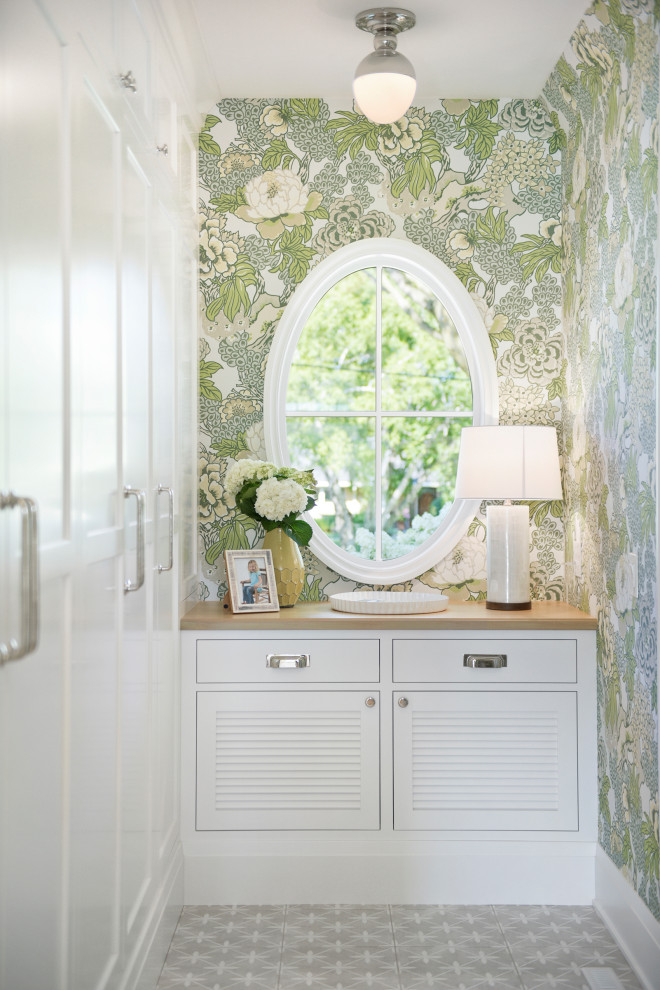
[124,487,146,592]
[156,485,174,573]
[0,492,39,663]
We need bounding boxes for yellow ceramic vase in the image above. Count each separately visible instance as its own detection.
[262,529,304,607]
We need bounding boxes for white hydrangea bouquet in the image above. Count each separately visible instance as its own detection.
[224,459,317,547]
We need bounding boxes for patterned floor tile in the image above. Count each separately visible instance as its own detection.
[398,947,523,989]
[392,905,502,951]
[280,952,400,988]
[284,905,394,945]
[155,905,643,990]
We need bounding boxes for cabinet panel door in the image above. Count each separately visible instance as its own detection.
[0,3,69,985]
[120,143,153,945]
[197,691,380,830]
[393,691,578,832]
[152,199,179,866]
[68,57,123,990]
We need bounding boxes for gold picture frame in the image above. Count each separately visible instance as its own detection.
[224,549,279,614]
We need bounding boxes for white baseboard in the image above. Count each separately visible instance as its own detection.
[594,846,660,990]
[122,841,184,990]
[185,845,596,905]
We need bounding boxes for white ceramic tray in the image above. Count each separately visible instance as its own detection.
[329,591,449,615]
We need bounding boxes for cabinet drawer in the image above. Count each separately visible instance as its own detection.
[393,639,576,683]
[197,639,380,683]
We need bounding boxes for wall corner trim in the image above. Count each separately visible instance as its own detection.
[593,846,660,990]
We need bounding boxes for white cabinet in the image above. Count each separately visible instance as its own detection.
[393,690,578,831]
[181,605,597,905]
[197,690,380,831]
[0,2,198,989]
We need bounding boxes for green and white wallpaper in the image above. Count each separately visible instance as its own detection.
[197,0,659,920]
[544,1,659,918]
[197,97,566,602]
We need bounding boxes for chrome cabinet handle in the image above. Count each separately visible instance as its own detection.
[156,485,174,573]
[124,487,145,593]
[266,653,310,668]
[397,697,408,708]
[463,653,507,668]
[119,71,137,92]
[0,492,39,663]
[365,696,376,708]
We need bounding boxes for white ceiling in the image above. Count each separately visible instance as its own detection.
[182,0,590,112]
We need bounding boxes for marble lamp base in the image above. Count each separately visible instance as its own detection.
[486,504,531,610]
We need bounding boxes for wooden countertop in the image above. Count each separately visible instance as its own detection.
[181,600,597,631]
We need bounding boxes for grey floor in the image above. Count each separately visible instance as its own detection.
[155,904,644,990]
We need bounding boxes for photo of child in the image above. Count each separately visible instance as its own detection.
[224,548,279,613]
[241,557,269,604]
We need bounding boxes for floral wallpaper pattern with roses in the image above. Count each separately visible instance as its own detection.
[544,0,659,919]
[197,96,566,605]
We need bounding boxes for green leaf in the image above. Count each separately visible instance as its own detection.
[200,361,222,377]
[476,206,507,244]
[548,113,567,155]
[203,114,221,130]
[262,137,297,171]
[290,98,320,119]
[599,775,611,824]
[223,276,251,321]
[206,296,224,321]
[641,148,658,209]
[270,228,315,284]
[556,55,577,90]
[511,234,562,283]
[547,372,565,400]
[233,255,258,286]
[488,327,514,358]
[454,261,486,294]
[391,172,409,198]
[205,514,257,563]
[199,131,221,155]
[642,812,660,880]
[282,518,313,547]
[526,500,551,526]
[200,381,223,401]
[211,433,249,458]
[456,102,502,160]
[209,192,239,213]
[326,111,380,160]
[639,482,655,541]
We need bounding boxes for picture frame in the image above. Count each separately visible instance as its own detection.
[224,549,280,614]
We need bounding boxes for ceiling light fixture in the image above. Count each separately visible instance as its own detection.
[353,7,416,125]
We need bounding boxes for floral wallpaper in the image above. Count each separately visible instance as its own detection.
[544,1,659,919]
[197,96,566,603]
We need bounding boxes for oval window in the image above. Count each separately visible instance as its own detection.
[264,239,497,583]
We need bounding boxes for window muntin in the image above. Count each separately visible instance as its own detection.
[264,239,497,583]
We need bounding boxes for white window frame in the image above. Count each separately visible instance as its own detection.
[264,238,498,583]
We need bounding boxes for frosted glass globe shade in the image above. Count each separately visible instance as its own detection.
[353,50,416,124]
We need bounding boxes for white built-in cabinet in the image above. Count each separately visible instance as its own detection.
[0,2,198,989]
[181,605,597,906]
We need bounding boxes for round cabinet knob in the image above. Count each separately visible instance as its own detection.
[397,697,409,708]
[365,696,376,708]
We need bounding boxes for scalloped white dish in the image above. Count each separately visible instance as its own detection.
[329,591,449,615]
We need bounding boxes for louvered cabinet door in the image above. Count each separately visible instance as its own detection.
[197,691,380,830]
[393,691,578,831]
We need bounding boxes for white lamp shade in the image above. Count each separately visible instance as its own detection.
[353,50,416,124]
[454,425,562,501]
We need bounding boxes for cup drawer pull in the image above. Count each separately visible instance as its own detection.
[463,653,507,669]
[267,653,310,668]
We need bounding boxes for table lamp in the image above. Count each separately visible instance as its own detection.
[454,425,562,609]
